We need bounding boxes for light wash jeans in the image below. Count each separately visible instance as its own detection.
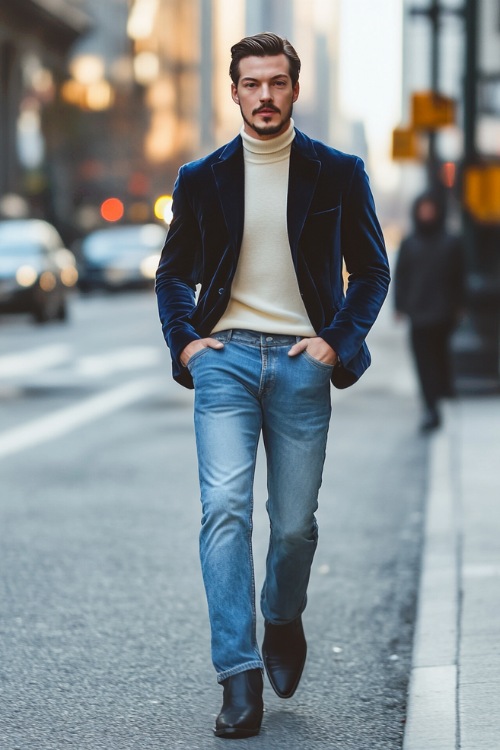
[187,329,332,682]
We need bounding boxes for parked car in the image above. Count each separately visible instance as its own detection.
[0,219,78,323]
[77,223,166,292]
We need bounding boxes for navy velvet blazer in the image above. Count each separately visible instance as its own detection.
[156,128,390,389]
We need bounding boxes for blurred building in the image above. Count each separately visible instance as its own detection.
[400,0,500,195]
[476,0,500,158]
[400,0,500,388]
[1,0,362,238]
[0,0,89,229]
[467,0,500,389]
[399,0,464,218]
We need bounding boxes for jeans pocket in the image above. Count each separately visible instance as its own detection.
[186,346,211,371]
[302,350,334,371]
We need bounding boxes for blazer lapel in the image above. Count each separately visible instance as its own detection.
[288,133,321,263]
[211,130,320,262]
[211,136,244,254]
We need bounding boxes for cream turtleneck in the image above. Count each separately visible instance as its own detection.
[212,120,315,337]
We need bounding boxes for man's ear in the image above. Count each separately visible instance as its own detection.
[292,81,300,104]
[231,83,239,104]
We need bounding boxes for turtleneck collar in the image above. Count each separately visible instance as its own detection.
[240,119,295,157]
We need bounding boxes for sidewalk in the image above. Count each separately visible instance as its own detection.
[403,394,500,750]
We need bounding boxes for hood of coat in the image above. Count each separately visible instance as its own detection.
[412,190,446,236]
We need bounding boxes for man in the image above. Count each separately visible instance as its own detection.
[156,32,390,739]
[394,191,465,431]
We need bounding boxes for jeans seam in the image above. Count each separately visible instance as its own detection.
[248,431,261,657]
[258,345,266,397]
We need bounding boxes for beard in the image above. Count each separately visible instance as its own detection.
[241,102,294,137]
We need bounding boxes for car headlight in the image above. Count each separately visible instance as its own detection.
[140,253,160,280]
[61,266,79,287]
[15,265,38,287]
[39,271,56,292]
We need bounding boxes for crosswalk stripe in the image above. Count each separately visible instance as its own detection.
[0,377,160,459]
[0,345,72,377]
[75,347,162,376]
[0,345,163,380]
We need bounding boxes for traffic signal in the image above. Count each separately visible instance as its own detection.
[392,127,420,160]
[411,91,456,130]
[464,164,500,223]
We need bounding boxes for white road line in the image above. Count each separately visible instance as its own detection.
[0,345,72,378]
[75,347,162,377]
[0,377,160,459]
[0,345,163,381]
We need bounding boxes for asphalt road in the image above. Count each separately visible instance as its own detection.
[0,290,428,749]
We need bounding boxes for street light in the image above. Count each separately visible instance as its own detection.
[62,54,115,111]
[69,55,105,86]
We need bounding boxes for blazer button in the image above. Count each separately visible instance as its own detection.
[218,288,224,295]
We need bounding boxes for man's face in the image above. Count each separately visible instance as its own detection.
[231,54,300,140]
[417,200,438,223]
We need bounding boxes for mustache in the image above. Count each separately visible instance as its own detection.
[252,104,281,115]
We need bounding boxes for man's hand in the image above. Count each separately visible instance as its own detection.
[180,337,224,367]
[288,337,338,366]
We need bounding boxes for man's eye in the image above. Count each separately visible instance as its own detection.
[274,81,286,87]
[244,83,256,88]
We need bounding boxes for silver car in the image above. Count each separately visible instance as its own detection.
[0,219,78,323]
[77,224,166,292]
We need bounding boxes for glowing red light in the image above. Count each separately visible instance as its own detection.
[441,162,456,189]
[101,197,124,222]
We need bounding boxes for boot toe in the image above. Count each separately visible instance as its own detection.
[262,617,307,699]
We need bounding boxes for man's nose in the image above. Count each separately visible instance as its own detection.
[260,84,272,100]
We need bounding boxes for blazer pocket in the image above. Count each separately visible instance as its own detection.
[301,205,341,258]
[308,205,341,219]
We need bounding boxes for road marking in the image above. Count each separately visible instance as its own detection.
[75,347,162,377]
[0,345,163,382]
[0,345,72,378]
[463,564,500,578]
[0,377,160,459]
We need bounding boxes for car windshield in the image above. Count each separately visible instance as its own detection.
[0,242,43,259]
[0,220,57,246]
[82,225,165,261]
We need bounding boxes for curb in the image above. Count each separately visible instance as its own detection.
[403,402,460,749]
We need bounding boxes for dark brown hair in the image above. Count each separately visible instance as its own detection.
[229,32,301,86]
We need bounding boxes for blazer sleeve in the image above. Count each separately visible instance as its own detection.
[318,158,390,367]
[155,167,202,369]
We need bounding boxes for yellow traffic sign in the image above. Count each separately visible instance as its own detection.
[411,91,456,130]
[464,164,500,223]
[392,127,420,160]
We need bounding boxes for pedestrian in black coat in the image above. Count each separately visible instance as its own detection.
[394,191,465,431]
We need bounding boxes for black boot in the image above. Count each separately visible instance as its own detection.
[262,617,307,698]
[214,669,263,739]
